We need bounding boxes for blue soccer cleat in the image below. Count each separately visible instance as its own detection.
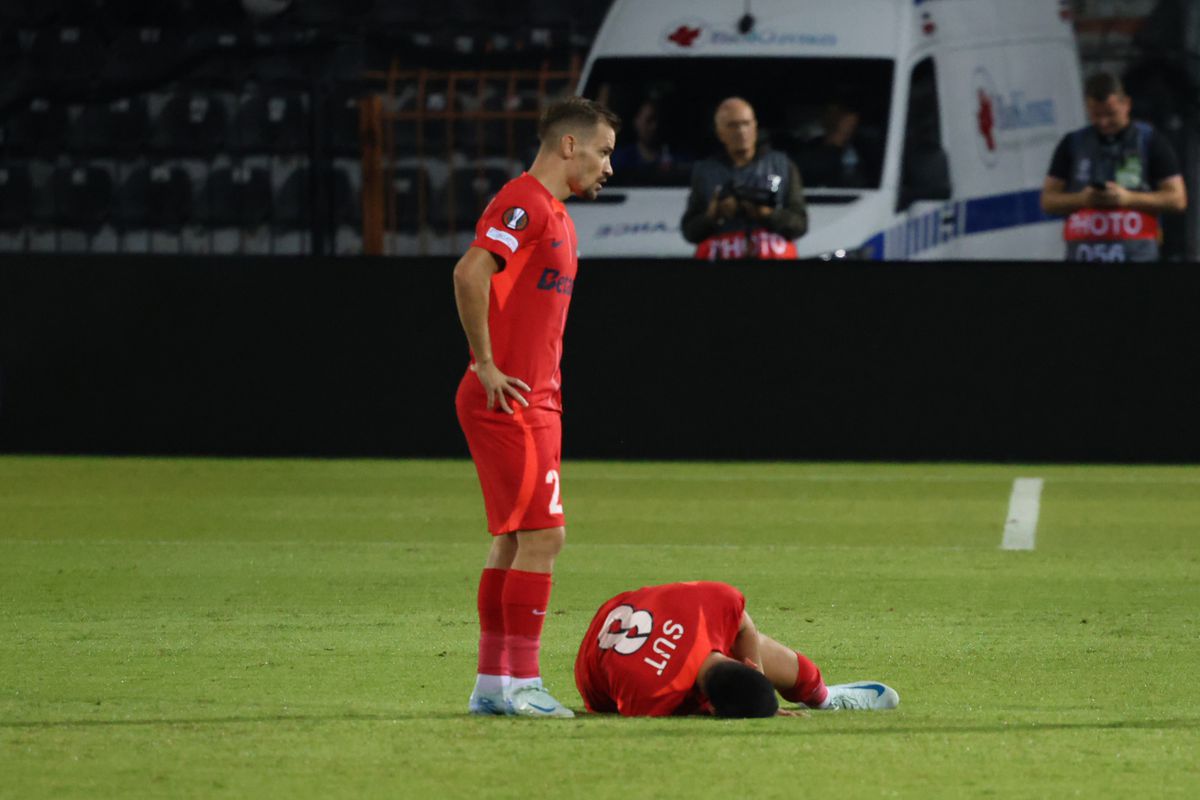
[468,688,512,716]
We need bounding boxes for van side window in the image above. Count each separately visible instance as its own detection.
[580,56,894,191]
[898,57,952,210]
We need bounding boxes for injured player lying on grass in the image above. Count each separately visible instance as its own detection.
[572,581,899,718]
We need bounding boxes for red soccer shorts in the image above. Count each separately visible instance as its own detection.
[456,378,565,535]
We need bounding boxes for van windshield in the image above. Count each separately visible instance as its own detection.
[582,56,894,191]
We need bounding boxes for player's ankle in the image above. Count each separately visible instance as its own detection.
[474,674,510,695]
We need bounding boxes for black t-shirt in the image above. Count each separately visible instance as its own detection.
[1047,124,1181,183]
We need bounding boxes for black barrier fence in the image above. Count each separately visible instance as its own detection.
[1,256,1198,462]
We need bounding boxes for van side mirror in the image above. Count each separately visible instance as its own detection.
[898,145,952,210]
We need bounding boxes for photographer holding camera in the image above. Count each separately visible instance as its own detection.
[1041,72,1186,263]
[681,97,808,260]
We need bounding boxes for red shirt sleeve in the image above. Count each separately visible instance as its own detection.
[470,182,548,264]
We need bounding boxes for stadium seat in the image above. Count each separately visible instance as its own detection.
[67,97,151,155]
[29,27,107,86]
[322,42,368,84]
[291,0,371,27]
[511,116,540,163]
[1,97,69,157]
[98,0,167,26]
[331,89,364,157]
[0,162,32,230]
[0,0,25,25]
[150,91,231,156]
[392,164,432,232]
[0,0,67,28]
[373,0,439,32]
[386,79,453,159]
[273,164,311,230]
[51,163,114,231]
[115,164,193,229]
[331,163,359,226]
[433,0,493,30]
[452,84,515,158]
[248,54,310,88]
[432,163,511,230]
[387,83,419,158]
[187,33,246,86]
[272,163,359,231]
[230,90,311,154]
[455,115,516,160]
[0,26,21,74]
[204,165,272,227]
[101,26,179,84]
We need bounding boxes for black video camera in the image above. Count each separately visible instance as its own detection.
[720,172,784,207]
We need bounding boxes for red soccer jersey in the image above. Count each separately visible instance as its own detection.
[574,582,746,717]
[463,172,578,413]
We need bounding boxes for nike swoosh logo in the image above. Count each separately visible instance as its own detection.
[857,683,887,696]
[532,609,547,616]
[529,702,556,713]
[551,240,563,247]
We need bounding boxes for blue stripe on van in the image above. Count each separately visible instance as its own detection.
[963,188,1054,235]
[864,188,1055,259]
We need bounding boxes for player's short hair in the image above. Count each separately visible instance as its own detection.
[1084,72,1126,103]
[701,660,779,718]
[537,97,621,144]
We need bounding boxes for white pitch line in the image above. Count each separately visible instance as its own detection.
[1001,477,1044,550]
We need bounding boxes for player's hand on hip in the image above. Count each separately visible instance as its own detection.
[470,361,531,414]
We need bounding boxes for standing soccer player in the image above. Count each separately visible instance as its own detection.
[454,97,619,718]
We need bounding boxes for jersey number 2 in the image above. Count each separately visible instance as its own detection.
[545,469,564,515]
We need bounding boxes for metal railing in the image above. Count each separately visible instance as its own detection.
[359,57,580,255]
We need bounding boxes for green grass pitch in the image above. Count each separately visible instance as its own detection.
[2,456,1198,798]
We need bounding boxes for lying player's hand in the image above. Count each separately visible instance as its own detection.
[471,360,531,414]
[775,708,808,717]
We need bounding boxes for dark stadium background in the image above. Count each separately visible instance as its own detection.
[1,0,1198,462]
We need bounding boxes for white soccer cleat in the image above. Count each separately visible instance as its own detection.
[823,682,900,710]
[468,688,512,716]
[509,685,576,718]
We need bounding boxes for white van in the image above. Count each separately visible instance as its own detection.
[573,0,1086,259]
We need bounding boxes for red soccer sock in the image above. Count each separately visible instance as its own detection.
[501,569,553,680]
[476,568,509,676]
[780,650,829,708]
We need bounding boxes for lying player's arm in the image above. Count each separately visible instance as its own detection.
[730,611,763,672]
[452,246,530,414]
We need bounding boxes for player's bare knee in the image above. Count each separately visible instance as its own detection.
[516,526,566,558]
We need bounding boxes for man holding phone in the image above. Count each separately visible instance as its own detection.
[1041,72,1186,263]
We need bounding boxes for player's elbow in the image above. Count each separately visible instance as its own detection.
[452,253,487,292]
[452,257,472,289]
